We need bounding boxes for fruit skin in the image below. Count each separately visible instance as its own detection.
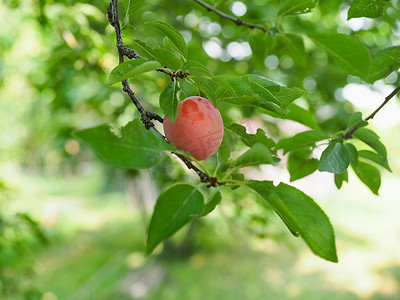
[163,96,224,161]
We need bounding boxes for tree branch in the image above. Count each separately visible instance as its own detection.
[343,84,400,139]
[108,0,211,184]
[193,0,267,32]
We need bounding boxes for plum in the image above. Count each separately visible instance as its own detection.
[163,96,224,161]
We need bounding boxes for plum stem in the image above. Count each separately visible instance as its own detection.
[193,0,267,32]
[342,84,400,139]
[108,0,212,184]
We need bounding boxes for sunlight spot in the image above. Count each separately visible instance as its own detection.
[231,2,247,17]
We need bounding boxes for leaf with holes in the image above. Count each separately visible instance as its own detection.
[348,0,386,19]
[279,0,319,16]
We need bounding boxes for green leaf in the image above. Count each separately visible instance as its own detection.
[234,143,276,168]
[261,103,320,130]
[352,161,381,195]
[278,34,306,66]
[181,61,213,76]
[218,133,231,163]
[128,39,158,60]
[191,78,217,103]
[226,123,276,151]
[288,148,318,181]
[219,75,304,114]
[358,150,391,171]
[276,130,329,154]
[307,33,371,78]
[202,190,222,216]
[229,173,245,190]
[353,128,387,159]
[346,112,368,130]
[152,47,183,70]
[344,143,359,168]
[73,119,173,169]
[118,0,145,27]
[160,82,179,122]
[107,59,161,86]
[146,21,188,58]
[367,46,400,83]
[146,184,204,254]
[334,170,348,189]
[128,39,183,69]
[248,30,271,62]
[318,141,350,174]
[279,0,319,16]
[348,0,386,19]
[247,181,338,262]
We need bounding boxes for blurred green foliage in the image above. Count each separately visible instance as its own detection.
[1,0,400,298]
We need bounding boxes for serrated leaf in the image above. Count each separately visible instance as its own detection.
[108,59,161,86]
[288,148,318,181]
[128,39,157,60]
[247,180,338,262]
[128,39,183,70]
[334,170,349,189]
[344,143,359,167]
[352,161,381,195]
[191,78,217,103]
[348,0,386,19]
[358,150,391,171]
[153,47,183,70]
[181,61,213,76]
[234,143,275,168]
[245,74,304,111]
[279,0,319,15]
[160,81,179,122]
[277,130,329,154]
[219,75,304,114]
[307,33,371,78]
[226,123,276,152]
[318,141,350,174]
[353,128,387,159]
[73,119,173,169]
[202,190,222,216]
[146,21,188,58]
[146,184,204,254]
[367,46,400,83]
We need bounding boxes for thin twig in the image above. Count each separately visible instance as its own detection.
[108,0,211,184]
[343,84,400,139]
[193,0,267,32]
[108,5,188,80]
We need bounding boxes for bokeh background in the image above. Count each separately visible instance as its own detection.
[1,0,400,299]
